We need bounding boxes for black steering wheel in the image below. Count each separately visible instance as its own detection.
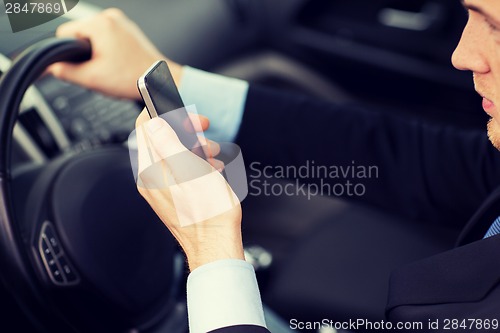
[0,38,182,332]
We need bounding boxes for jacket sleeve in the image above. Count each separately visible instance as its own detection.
[209,325,271,333]
[235,85,500,228]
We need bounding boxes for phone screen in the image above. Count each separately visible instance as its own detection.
[138,61,205,159]
[138,61,184,118]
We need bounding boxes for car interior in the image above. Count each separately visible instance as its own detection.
[0,0,484,332]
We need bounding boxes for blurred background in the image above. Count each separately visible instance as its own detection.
[84,0,481,129]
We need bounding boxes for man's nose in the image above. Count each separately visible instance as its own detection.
[452,20,489,73]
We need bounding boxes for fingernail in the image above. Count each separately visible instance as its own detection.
[147,118,164,133]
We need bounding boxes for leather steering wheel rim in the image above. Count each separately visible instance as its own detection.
[0,38,92,331]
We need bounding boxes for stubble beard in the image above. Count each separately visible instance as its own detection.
[487,118,500,150]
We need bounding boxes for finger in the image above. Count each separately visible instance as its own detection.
[201,139,221,159]
[145,117,188,159]
[136,109,151,128]
[136,121,176,188]
[135,111,177,177]
[185,113,210,133]
[207,139,221,158]
[193,135,218,159]
[135,122,153,175]
[207,158,225,172]
[56,8,128,39]
[50,20,96,83]
[136,111,165,172]
[48,62,91,83]
[55,18,93,38]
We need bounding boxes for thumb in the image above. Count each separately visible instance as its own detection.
[48,62,92,86]
[145,117,189,159]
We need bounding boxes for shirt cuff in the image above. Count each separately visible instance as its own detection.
[179,66,249,143]
[187,259,267,333]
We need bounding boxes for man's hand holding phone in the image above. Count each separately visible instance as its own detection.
[134,59,244,271]
[135,110,245,272]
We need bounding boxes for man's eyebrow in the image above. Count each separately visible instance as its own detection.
[461,1,500,24]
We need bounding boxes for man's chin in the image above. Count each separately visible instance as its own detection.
[487,118,500,150]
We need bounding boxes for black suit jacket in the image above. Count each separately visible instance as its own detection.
[210,85,500,332]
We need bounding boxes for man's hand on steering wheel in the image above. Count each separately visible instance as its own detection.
[49,8,183,100]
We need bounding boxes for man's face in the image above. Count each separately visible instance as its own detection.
[452,0,500,148]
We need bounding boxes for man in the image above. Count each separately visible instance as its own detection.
[50,0,500,331]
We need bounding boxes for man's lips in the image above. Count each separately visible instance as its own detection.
[476,88,495,115]
[482,96,495,115]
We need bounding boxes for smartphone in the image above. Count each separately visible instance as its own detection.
[137,60,204,158]
[138,60,184,118]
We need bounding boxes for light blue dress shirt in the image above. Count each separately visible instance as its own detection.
[179,66,248,143]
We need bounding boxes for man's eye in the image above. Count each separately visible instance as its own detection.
[486,19,500,32]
